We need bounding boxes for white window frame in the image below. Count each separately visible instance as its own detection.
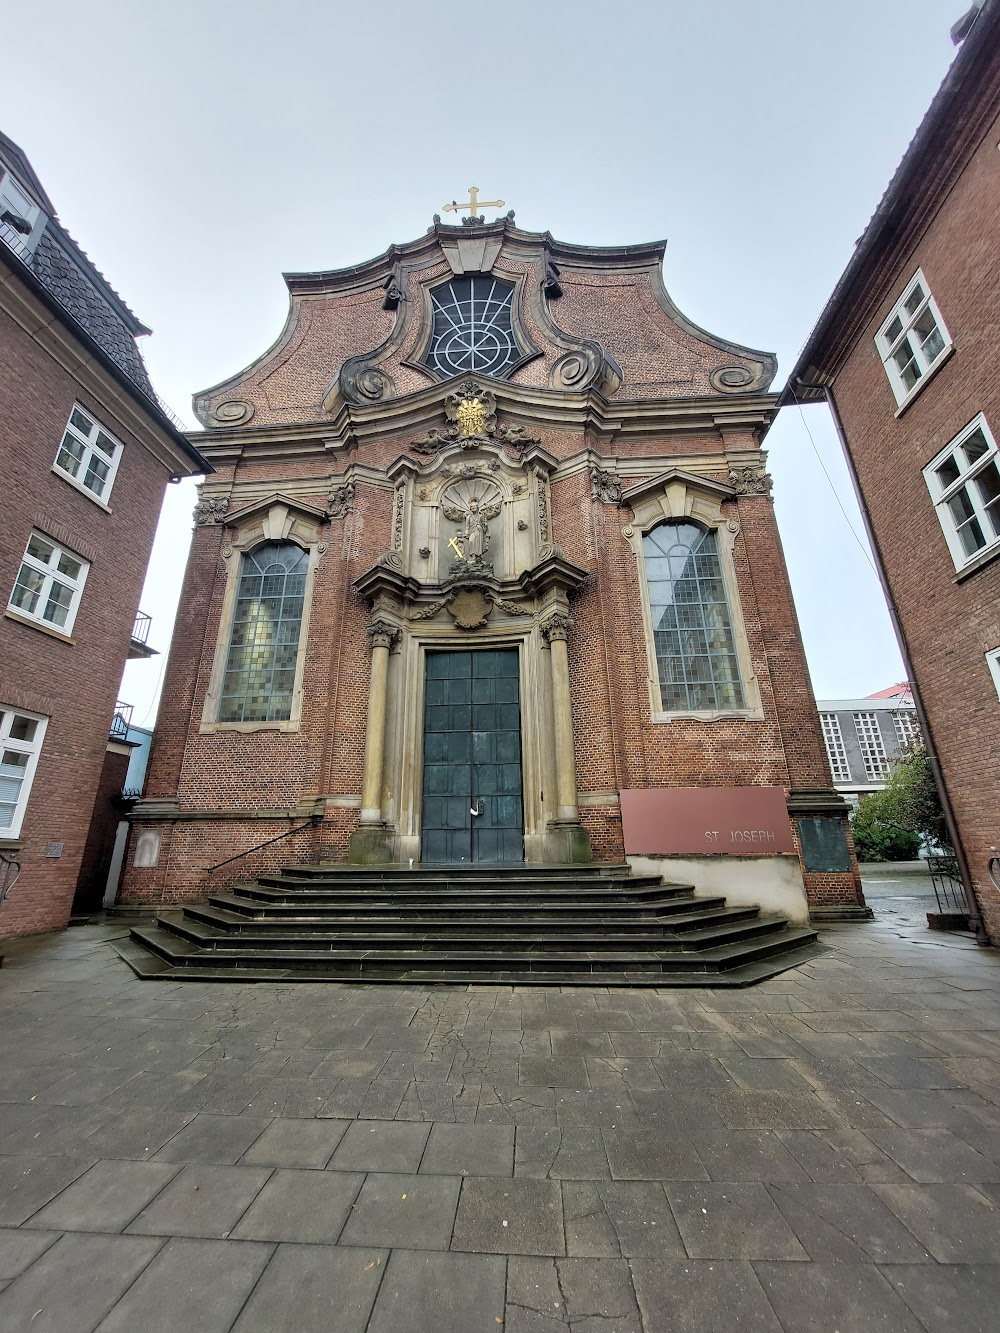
[987,648,1000,701]
[820,713,852,783]
[892,708,920,751]
[52,404,123,505]
[875,269,952,408]
[853,712,890,782]
[923,415,1000,571]
[8,531,89,635]
[0,707,48,839]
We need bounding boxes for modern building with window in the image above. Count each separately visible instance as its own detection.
[0,130,208,938]
[817,686,920,806]
[120,199,869,954]
[781,0,1000,941]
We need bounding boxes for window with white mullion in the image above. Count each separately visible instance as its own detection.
[876,270,950,405]
[923,415,1000,568]
[853,712,889,781]
[820,713,852,782]
[8,532,89,633]
[53,405,123,503]
[892,709,920,750]
[0,707,47,837]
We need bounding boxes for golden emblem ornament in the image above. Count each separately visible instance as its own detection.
[455,395,488,438]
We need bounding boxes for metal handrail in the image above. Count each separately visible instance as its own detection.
[0,851,21,912]
[204,816,323,874]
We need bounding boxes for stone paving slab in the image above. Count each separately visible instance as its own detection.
[0,920,999,1327]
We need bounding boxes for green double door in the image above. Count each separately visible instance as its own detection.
[421,650,524,863]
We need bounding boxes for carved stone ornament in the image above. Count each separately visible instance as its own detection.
[194,496,230,525]
[710,366,755,394]
[382,264,404,310]
[212,399,254,426]
[589,464,622,505]
[368,619,401,649]
[345,367,391,404]
[728,467,773,496]
[448,588,492,629]
[541,613,574,643]
[327,480,355,518]
[410,380,540,455]
[410,586,530,630]
[550,350,591,390]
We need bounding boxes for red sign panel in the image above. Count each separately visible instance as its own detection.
[620,786,794,856]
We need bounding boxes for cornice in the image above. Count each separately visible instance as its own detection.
[280,219,671,297]
[188,383,779,464]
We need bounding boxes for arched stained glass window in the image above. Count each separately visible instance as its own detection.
[423,276,520,379]
[643,522,745,712]
[219,542,308,723]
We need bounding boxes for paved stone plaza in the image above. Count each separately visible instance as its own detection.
[1,918,1000,1331]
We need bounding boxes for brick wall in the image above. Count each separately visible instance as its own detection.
[0,305,171,938]
[826,106,1000,939]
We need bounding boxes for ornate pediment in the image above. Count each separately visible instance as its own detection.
[408,380,541,456]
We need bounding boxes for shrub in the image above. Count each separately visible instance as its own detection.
[849,744,946,862]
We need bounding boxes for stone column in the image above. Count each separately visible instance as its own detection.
[542,615,592,863]
[349,618,399,864]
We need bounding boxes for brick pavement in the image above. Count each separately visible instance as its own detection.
[1,921,999,1331]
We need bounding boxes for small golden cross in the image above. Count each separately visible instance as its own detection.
[448,535,465,558]
[443,186,505,221]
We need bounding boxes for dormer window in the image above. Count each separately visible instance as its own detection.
[0,169,40,252]
[423,276,520,380]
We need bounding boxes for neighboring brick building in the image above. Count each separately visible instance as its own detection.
[121,200,867,927]
[781,0,1000,941]
[0,130,209,939]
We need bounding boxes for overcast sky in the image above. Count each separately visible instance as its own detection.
[6,0,964,725]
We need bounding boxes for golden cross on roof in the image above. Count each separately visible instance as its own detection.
[442,185,505,221]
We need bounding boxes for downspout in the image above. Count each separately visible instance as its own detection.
[789,377,989,945]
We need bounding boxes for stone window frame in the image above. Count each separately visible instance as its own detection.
[623,476,763,723]
[200,500,325,735]
[404,267,540,383]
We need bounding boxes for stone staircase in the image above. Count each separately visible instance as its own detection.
[114,863,820,987]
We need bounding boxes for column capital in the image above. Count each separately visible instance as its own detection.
[368,619,401,650]
[541,613,573,644]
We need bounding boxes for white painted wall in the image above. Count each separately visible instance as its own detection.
[626,853,810,925]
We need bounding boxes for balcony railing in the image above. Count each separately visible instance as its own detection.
[110,701,133,741]
[131,611,152,647]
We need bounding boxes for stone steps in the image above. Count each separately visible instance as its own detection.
[116,861,820,987]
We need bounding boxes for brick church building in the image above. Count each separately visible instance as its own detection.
[120,204,867,953]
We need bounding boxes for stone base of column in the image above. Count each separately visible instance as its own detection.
[348,825,394,865]
[544,820,593,865]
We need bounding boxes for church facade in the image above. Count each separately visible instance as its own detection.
[121,211,866,924]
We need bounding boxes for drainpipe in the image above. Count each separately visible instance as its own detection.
[789,377,989,945]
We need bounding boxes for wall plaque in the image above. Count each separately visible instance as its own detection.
[796,817,852,873]
[620,787,795,856]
